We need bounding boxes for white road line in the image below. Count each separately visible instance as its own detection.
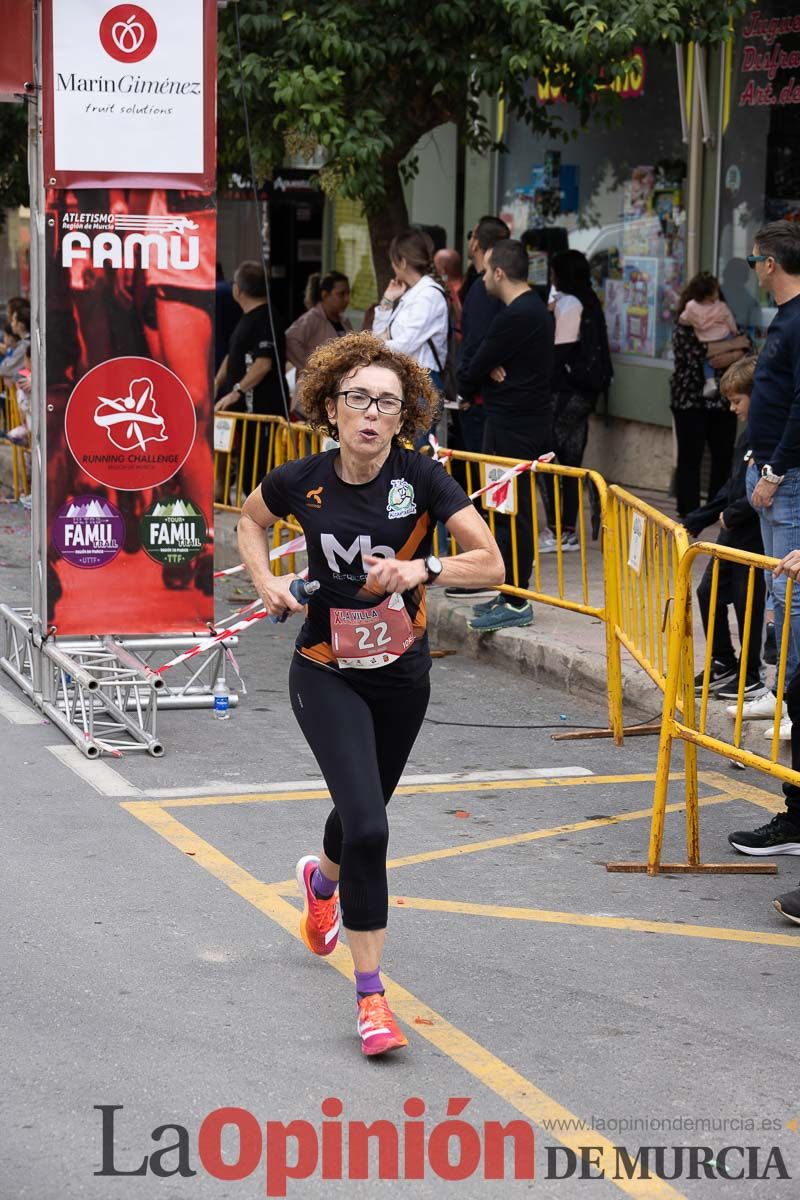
[44,753,593,801]
[0,685,43,725]
[46,746,143,797]
[139,766,593,800]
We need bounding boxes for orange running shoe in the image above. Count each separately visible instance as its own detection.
[295,855,340,956]
[356,993,408,1056]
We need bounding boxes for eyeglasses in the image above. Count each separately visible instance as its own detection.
[335,389,403,416]
[746,254,770,269]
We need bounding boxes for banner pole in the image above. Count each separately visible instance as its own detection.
[29,0,47,645]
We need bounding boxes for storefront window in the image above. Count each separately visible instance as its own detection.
[717,0,800,342]
[333,197,376,313]
[499,48,687,362]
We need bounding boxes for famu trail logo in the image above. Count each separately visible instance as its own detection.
[386,478,416,520]
[140,497,207,566]
[53,495,124,570]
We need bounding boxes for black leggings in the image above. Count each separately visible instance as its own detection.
[289,654,430,932]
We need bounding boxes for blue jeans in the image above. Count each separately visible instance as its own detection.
[747,461,800,682]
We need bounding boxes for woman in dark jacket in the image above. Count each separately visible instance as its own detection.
[670,273,739,516]
[542,250,612,549]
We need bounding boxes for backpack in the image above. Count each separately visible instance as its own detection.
[567,301,614,408]
[427,284,459,405]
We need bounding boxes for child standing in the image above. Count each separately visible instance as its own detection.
[683,355,765,698]
[679,272,739,397]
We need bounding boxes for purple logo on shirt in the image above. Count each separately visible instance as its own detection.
[53,495,125,569]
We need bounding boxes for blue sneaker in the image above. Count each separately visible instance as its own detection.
[471,593,503,616]
[467,601,533,632]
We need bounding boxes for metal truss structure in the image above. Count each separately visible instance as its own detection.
[0,606,239,758]
[0,6,243,760]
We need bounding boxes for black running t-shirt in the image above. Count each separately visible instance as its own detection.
[261,447,471,684]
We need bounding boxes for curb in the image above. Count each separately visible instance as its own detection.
[427,593,792,766]
[426,593,658,720]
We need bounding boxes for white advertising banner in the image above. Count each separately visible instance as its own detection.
[46,0,211,182]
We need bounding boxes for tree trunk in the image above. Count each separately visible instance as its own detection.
[366,158,409,295]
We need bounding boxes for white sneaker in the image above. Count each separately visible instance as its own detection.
[538,529,558,553]
[726,691,785,720]
[763,720,791,742]
[562,532,580,553]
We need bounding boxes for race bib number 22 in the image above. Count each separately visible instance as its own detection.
[330,593,415,669]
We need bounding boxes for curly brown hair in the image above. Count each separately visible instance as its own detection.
[296,331,441,443]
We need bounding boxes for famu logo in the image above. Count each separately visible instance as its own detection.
[61,213,200,273]
[140,497,206,565]
[387,478,416,520]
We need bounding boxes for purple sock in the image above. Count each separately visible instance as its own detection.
[310,865,337,899]
[355,967,384,999]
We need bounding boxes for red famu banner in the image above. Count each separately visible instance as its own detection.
[45,188,216,633]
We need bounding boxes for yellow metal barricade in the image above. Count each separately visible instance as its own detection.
[4,384,29,499]
[283,421,324,461]
[431,449,624,744]
[213,414,287,512]
[214,416,326,512]
[608,485,691,697]
[617,540,786,876]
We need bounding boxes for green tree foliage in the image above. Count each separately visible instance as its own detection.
[220,1,745,287]
[0,103,30,221]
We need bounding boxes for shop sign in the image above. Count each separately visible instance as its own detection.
[537,49,646,104]
[738,8,800,106]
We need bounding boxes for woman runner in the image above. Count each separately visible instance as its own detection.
[237,332,503,1056]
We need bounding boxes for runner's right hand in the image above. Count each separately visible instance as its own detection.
[259,573,305,618]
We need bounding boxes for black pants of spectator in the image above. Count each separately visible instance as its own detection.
[542,389,595,532]
[696,528,765,680]
[482,415,553,605]
[673,407,737,517]
[783,666,800,826]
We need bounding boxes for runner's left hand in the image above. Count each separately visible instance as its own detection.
[363,554,426,593]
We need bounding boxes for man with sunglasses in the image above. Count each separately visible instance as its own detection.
[728,221,800,861]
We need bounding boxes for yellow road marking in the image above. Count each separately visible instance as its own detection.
[699,770,786,813]
[385,895,800,948]
[264,795,733,890]
[383,793,732,870]
[121,800,685,1200]
[126,771,683,809]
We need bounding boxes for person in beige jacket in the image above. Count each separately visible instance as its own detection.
[286,271,353,375]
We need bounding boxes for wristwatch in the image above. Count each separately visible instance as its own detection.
[424,554,443,585]
[233,381,243,395]
[761,464,785,484]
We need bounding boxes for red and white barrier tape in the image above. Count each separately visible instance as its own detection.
[213,533,307,579]
[468,453,555,508]
[158,567,310,674]
[428,433,449,463]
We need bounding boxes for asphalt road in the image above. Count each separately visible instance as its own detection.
[2,504,800,1199]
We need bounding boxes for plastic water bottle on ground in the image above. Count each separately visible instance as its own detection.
[212,676,230,720]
